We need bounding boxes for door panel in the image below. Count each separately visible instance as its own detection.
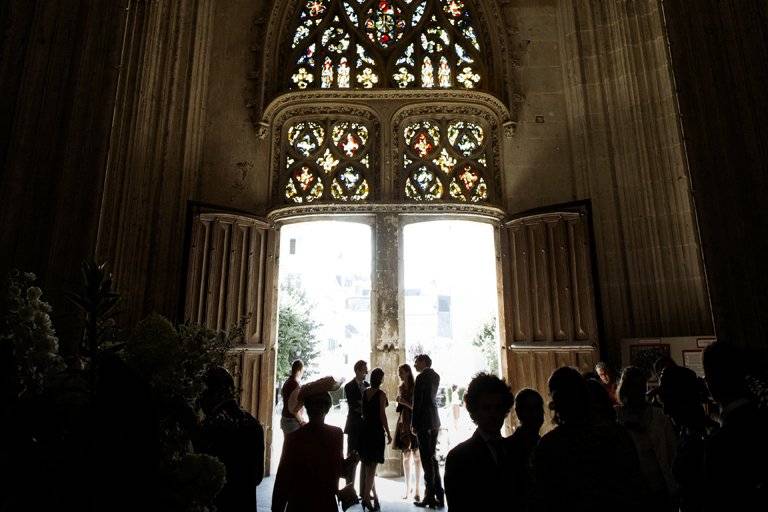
[184,210,279,472]
[500,208,599,422]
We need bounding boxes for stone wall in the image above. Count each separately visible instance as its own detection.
[662,0,768,353]
[0,0,722,360]
[198,0,271,212]
[0,0,127,347]
[559,0,713,361]
[502,0,577,213]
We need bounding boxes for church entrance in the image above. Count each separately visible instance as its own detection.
[266,215,504,505]
[184,205,601,507]
[402,220,501,461]
[271,220,373,472]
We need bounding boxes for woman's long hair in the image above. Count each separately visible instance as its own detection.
[399,364,415,394]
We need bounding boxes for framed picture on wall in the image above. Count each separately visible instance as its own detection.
[628,343,671,380]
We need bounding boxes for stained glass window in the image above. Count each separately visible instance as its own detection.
[403,118,489,202]
[287,0,483,90]
[284,119,373,203]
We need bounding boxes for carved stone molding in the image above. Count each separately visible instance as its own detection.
[266,201,506,223]
[261,89,512,126]
[505,211,581,227]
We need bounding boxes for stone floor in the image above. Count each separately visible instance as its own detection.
[257,473,446,512]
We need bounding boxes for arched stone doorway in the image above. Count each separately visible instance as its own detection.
[183,0,601,477]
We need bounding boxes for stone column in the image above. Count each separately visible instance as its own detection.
[558,0,713,360]
[96,0,215,325]
[370,212,405,477]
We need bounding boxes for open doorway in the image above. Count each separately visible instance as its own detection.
[403,220,501,460]
[271,220,372,472]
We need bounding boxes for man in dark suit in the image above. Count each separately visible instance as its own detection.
[343,359,369,491]
[444,373,516,511]
[197,367,264,512]
[412,354,444,508]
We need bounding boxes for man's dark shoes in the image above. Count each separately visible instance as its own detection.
[413,498,436,508]
[434,496,445,509]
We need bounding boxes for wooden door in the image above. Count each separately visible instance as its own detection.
[499,207,600,425]
[184,209,280,471]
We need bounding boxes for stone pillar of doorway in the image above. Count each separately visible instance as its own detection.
[370,212,406,477]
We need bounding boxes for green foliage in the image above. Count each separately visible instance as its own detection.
[472,317,500,376]
[0,270,64,399]
[1,265,231,511]
[275,283,320,383]
[65,260,122,361]
[122,315,233,405]
[159,453,227,512]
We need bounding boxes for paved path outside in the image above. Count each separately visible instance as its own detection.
[257,473,448,512]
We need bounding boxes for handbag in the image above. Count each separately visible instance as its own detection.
[336,482,359,511]
[335,450,360,510]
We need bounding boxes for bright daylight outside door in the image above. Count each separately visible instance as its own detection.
[271,220,372,471]
[403,219,501,460]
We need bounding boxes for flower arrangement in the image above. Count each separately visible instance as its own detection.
[0,264,239,511]
[0,270,64,399]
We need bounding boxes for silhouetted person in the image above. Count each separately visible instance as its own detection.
[412,354,444,508]
[585,377,617,425]
[359,367,391,510]
[272,389,344,512]
[89,352,161,512]
[197,366,264,512]
[702,342,768,511]
[444,373,515,511]
[595,361,619,404]
[504,388,544,511]
[532,366,645,512]
[343,359,369,490]
[658,365,713,512]
[280,360,304,435]
[647,356,678,406]
[616,366,677,511]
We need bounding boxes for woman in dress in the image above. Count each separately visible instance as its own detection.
[394,364,422,502]
[279,360,305,435]
[359,368,392,511]
[272,389,344,512]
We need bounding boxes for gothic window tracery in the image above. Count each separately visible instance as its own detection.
[283,119,373,203]
[403,118,489,202]
[275,1,503,207]
[287,0,484,91]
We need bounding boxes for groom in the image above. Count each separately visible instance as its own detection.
[343,359,369,492]
[412,354,445,509]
